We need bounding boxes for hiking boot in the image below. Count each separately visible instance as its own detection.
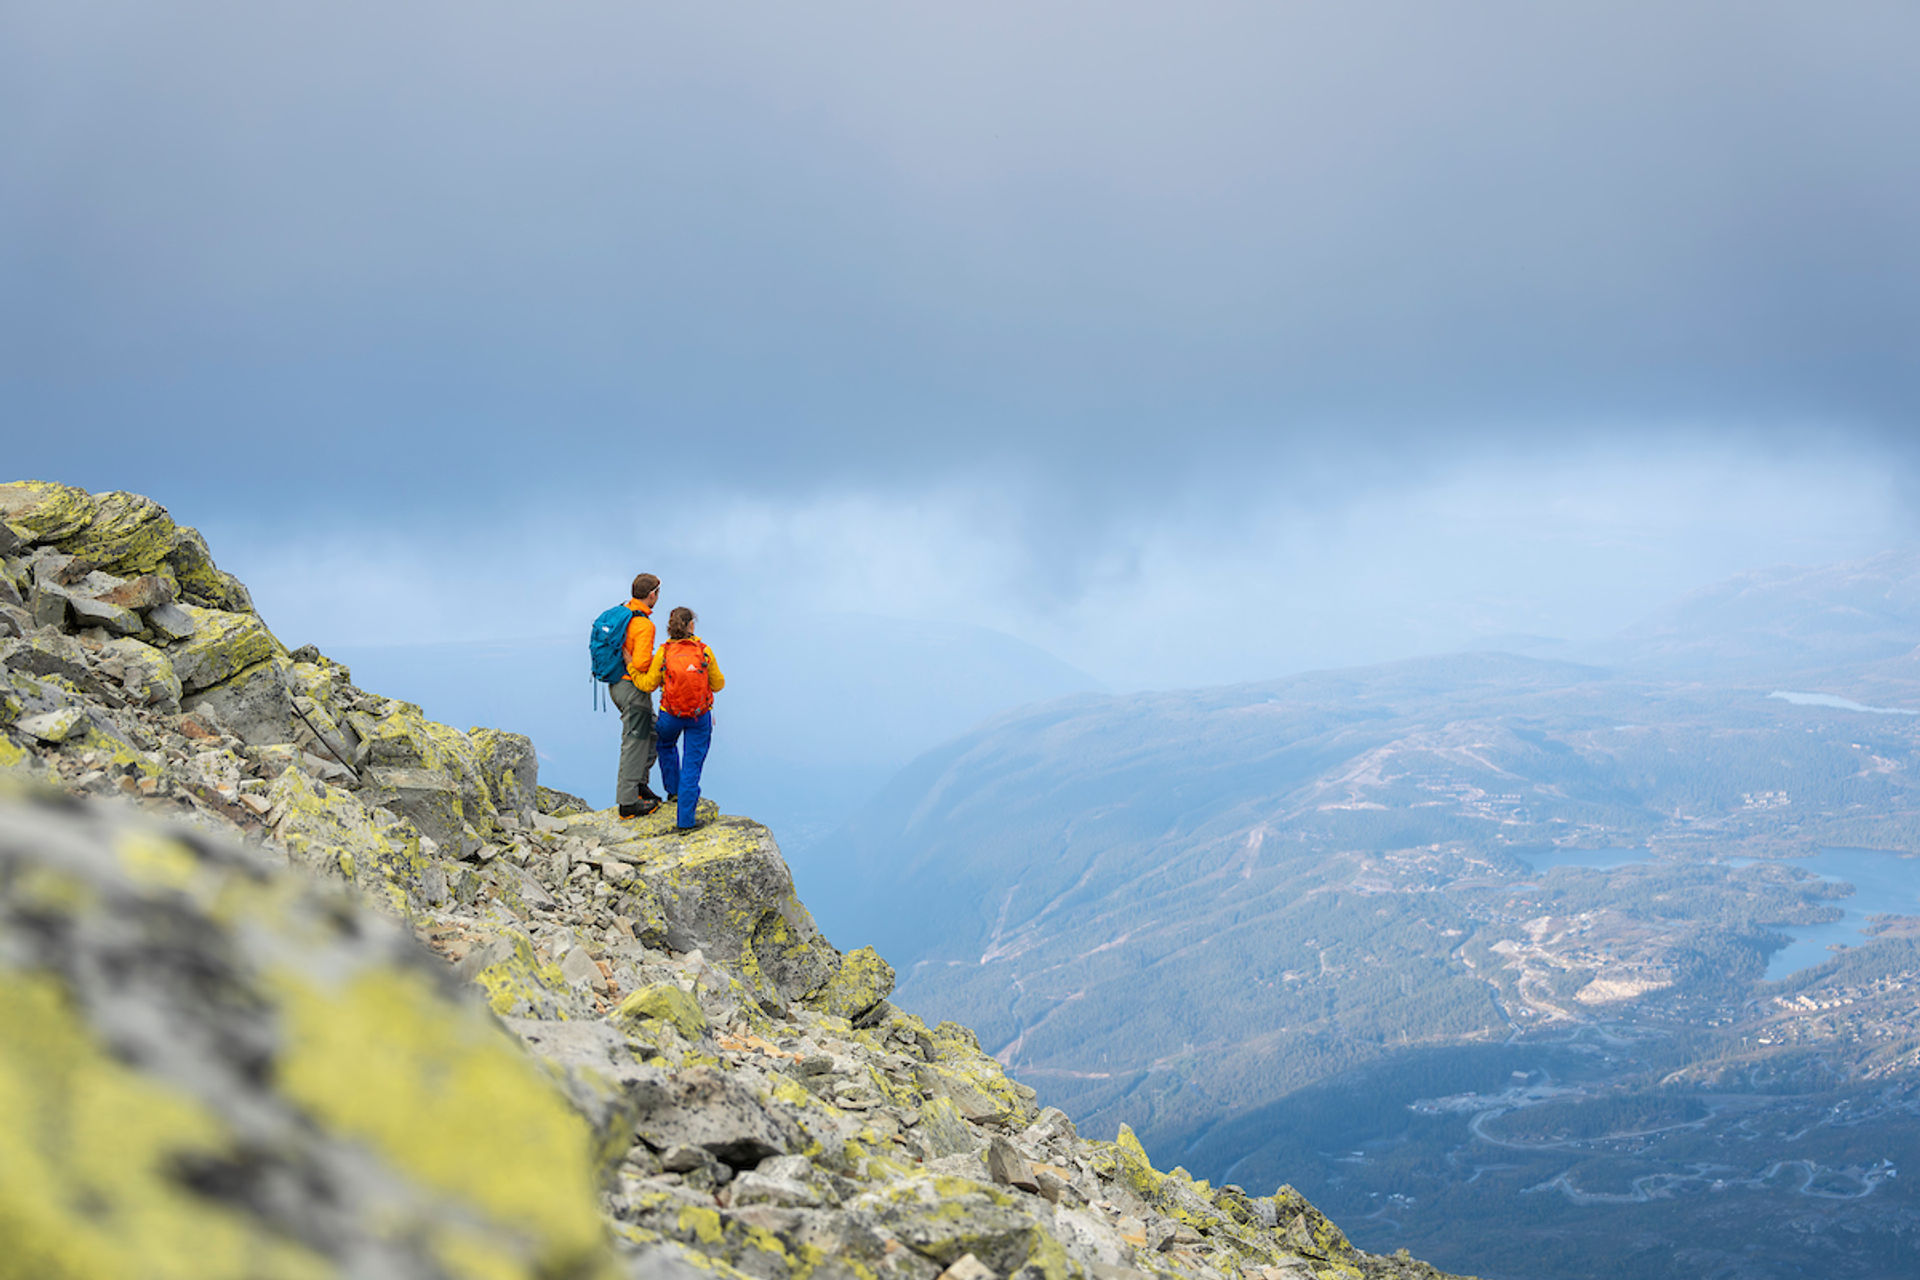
[618,798,662,819]
[672,818,709,835]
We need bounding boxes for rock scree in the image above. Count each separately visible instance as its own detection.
[0,480,1475,1280]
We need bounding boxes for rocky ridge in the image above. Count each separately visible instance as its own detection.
[0,480,1470,1280]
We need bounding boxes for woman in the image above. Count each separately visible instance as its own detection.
[645,606,726,832]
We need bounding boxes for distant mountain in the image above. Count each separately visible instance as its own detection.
[1609,547,1920,675]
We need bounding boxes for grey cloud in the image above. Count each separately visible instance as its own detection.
[3,1,1918,524]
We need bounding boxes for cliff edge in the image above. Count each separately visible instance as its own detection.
[0,480,1471,1280]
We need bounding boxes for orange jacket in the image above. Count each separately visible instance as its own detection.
[623,600,658,689]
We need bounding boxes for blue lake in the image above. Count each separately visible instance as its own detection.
[1517,847,1920,979]
[1759,848,1920,981]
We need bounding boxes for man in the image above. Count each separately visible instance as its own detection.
[610,572,665,818]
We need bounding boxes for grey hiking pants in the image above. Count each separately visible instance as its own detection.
[609,678,656,806]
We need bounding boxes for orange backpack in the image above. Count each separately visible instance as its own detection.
[658,637,715,717]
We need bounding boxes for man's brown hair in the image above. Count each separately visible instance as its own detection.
[667,607,696,640]
[631,573,660,601]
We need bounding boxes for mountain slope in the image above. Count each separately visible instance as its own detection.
[819,626,1920,1278]
[0,479,1462,1280]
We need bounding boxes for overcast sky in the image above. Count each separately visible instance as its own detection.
[6,2,1918,686]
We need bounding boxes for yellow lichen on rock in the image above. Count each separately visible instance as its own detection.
[54,490,178,578]
[273,964,618,1280]
[0,975,331,1280]
[473,929,574,1020]
[615,982,710,1040]
[803,944,895,1021]
[0,480,98,543]
[168,605,284,694]
[268,767,426,915]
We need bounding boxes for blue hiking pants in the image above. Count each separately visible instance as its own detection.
[655,708,712,829]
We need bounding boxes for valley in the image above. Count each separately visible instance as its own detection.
[808,555,1920,1278]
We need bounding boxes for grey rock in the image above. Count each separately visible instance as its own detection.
[28,583,70,630]
[659,1144,710,1173]
[936,1256,999,1280]
[0,521,19,555]
[630,1066,798,1169]
[145,600,197,641]
[560,944,606,993]
[626,1243,733,1280]
[183,659,298,745]
[364,766,477,858]
[16,707,87,743]
[29,550,92,587]
[727,1168,823,1209]
[298,750,357,785]
[850,1173,1045,1278]
[987,1136,1041,1193]
[66,592,142,636]
[96,572,176,611]
[1,632,118,703]
[625,817,839,1006]
[515,865,559,912]
[469,726,539,819]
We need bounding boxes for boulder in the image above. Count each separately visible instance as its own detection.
[469,726,539,819]
[167,605,283,693]
[183,657,299,745]
[143,604,196,646]
[97,572,178,611]
[27,582,70,630]
[849,1174,1050,1278]
[15,707,86,744]
[0,480,97,543]
[66,591,142,636]
[365,766,478,859]
[611,816,838,1006]
[628,1066,798,1169]
[1,632,118,702]
[804,945,896,1022]
[51,489,178,578]
[163,523,254,612]
[0,789,621,1280]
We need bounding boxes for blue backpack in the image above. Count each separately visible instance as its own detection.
[588,604,636,691]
